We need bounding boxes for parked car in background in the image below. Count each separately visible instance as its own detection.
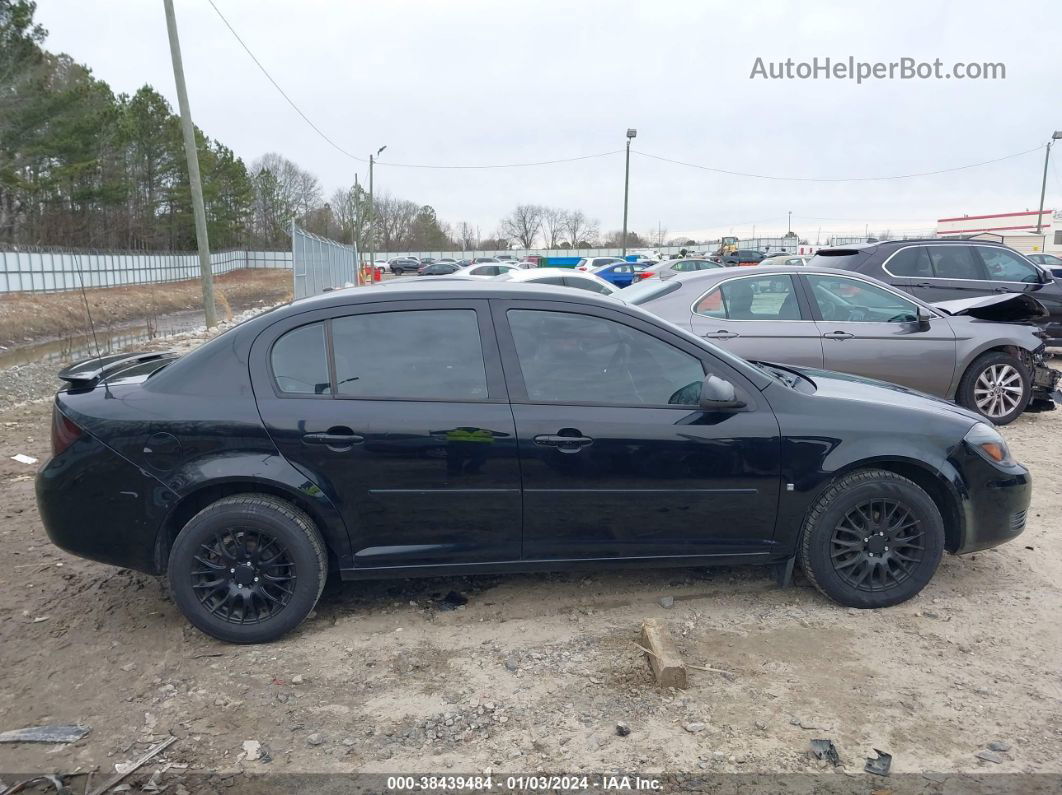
[457,263,519,278]
[592,261,655,288]
[522,255,543,267]
[1028,253,1062,278]
[418,262,461,276]
[762,255,810,268]
[473,257,501,265]
[618,265,1059,425]
[388,257,420,275]
[39,280,1034,642]
[495,267,617,294]
[575,256,626,272]
[810,239,1062,344]
[723,249,766,266]
[496,255,518,262]
[643,258,723,281]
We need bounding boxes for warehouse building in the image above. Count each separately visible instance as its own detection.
[936,209,1060,255]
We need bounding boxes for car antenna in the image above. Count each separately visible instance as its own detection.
[73,250,112,397]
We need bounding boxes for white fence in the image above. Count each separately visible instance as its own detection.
[0,247,291,293]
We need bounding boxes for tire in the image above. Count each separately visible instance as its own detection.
[168,494,327,644]
[956,351,1030,426]
[799,469,944,609]
[390,266,399,275]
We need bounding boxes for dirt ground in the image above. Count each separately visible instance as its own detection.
[0,269,292,349]
[0,326,1060,792]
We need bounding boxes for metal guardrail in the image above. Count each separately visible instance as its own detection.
[0,247,291,294]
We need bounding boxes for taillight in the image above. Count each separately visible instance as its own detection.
[51,408,83,457]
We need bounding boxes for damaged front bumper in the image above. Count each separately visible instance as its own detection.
[1029,349,1061,411]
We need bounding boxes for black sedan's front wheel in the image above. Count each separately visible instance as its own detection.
[168,495,327,644]
[800,470,944,608]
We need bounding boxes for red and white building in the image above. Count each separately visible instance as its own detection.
[936,209,1061,255]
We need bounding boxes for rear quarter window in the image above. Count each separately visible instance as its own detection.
[271,323,332,395]
[807,249,870,271]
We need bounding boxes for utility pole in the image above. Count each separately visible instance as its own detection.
[1036,132,1062,234]
[352,173,360,285]
[368,146,386,270]
[163,0,215,328]
[788,210,792,235]
[622,129,637,257]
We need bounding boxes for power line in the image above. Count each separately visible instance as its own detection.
[205,0,367,163]
[379,151,624,170]
[633,145,1045,183]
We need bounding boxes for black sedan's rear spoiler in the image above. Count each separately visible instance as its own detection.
[57,351,179,389]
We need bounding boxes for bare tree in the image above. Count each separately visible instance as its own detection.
[250,152,322,246]
[499,204,544,249]
[373,193,419,251]
[561,210,599,248]
[456,221,478,249]
[542,207,567,249]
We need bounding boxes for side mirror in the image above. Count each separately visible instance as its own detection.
[915,306,932,331]
[699,374,746,411]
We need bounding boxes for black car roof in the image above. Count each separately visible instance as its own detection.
[816,237,1014,254]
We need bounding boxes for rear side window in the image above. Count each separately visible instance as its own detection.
[927,246,986,280]
[884,246,931,277]
[806,250,867,270]
[332,310,488,400]
[694,275,802,320]
[617,279,682,305]
[563,276,612,294]
[272,323,332,395]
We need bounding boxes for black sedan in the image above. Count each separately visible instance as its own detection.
[37,282,1031,643]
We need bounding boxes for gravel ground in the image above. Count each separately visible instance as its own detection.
[0,326,1059,793]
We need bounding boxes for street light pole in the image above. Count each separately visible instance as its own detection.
[622,129,637,257]
[162,0,216,328]
[368,145,386,271]
[1035,132,1062,235]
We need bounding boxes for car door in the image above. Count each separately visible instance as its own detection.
[912,245,992,303]
[687,273,825,368]
[251,300,522,568]
[803,273,957,396]
[606,264,634,287]
[492,299,781,561]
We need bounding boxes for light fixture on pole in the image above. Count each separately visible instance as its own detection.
[1035,132,1062,235]
[622,129,637,257]
[369,145,387,272]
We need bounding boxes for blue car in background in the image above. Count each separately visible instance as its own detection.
[592,261,652,288]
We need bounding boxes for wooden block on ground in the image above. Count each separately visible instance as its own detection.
[640,618,688,689]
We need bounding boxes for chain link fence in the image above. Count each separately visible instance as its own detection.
[0,247,291,294]
[291,224,358,300]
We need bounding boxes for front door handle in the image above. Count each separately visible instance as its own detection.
[303,428,364,449]
[823,331,854,340]
[992,286,1010,293]
[533,433,593,452]
[914,282,933,289]
[703,330,739,340]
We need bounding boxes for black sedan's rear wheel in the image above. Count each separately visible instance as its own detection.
[168,494,327,644]
[799,470,944,608]
[957,351,1030,426]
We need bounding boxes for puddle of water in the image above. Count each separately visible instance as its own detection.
[0,310,206,370]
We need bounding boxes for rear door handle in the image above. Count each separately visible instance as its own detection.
[703,330,739,340]
[533,433,593,452]
[915,282,933,289]
[993,286,1010,293]
[303,428,364,448]
[823,331,854,340]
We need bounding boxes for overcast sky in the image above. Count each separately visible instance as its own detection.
[36,0,1062,243]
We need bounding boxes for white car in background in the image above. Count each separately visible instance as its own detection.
[494,267,617,294]
[574,256,625,272]
[457,262,520,278]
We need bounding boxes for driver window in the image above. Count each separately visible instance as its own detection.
[271,322,332,395]
[507,309,704,405]
[978,248,1040,283]
[806,275,918,323]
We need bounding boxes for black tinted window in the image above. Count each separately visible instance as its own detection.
[272,323,331,395]
[332,310,487,400]
[507,310,703,405]
[563,276,612,293]
[928,246,986,280]
[885,247,931,277]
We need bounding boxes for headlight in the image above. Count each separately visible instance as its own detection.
[964,422,1014,466]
